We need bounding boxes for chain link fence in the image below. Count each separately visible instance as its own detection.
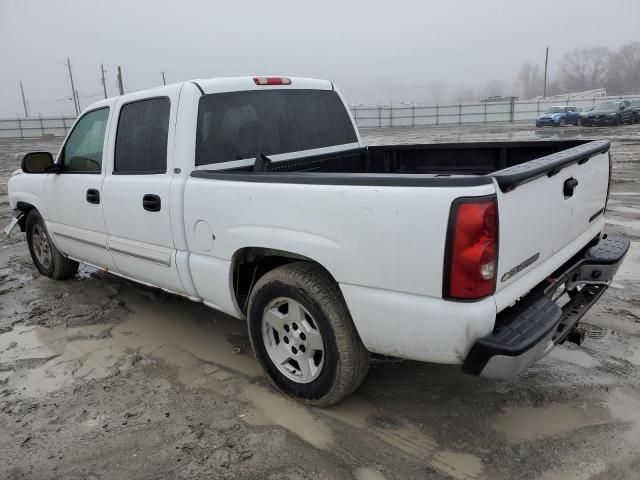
[1,94,638,138]
[350,94,640,128]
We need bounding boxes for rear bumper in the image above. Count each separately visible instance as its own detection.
[462,234,629,379]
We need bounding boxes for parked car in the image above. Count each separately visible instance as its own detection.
[535,106,582,127]
[630,99,640,122]
[5,76,629,406]
[581,100,636,126]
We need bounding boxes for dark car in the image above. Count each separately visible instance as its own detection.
[581,100,636,126]
[535,106,581,127]
[630,100,640,122]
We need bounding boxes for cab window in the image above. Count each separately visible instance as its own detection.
[114,97,170,174]
[60,108,109,173]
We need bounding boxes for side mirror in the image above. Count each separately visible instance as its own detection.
[21,152,56,174]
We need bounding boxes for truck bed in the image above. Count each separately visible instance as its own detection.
[193,139,610,192]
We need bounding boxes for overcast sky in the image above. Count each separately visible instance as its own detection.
[1,0,639,116]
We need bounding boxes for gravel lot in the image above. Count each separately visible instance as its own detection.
[1,123,639,480]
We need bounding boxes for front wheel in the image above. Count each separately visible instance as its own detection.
[247,262,370,406]
[26,209,78,280]
[559,118,566,127]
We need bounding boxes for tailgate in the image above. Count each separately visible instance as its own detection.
[492,140,610,308]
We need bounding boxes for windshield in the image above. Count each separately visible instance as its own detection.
[544,107,565,114]
[594,102,620,111]
[195,89,357,166]
[631,100,640,107]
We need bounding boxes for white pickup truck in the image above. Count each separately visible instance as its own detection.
[6,76,629,406]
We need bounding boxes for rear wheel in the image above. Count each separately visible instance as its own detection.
[26,210,78,280]
[247,262,370,406]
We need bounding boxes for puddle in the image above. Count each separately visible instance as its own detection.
[0,290,262,396]
[431,451,485,480]
[240,383,333,450]
[353,467,388,480]
[493,402,609,443]
[76,263,100,279]
[324,396,483,479]
[322,395,374,428]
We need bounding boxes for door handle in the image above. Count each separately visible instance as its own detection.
[86,189,100,204]
[564,177,578,197]
[142,194,161,212]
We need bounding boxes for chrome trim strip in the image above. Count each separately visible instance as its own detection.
[54,231,170,267]
[109,246,171,267]
[54,231,106,250]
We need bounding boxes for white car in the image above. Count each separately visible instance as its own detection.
[6,77,629,406]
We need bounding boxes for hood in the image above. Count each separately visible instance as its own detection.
[584,108,618,116]
[538,112,563,119]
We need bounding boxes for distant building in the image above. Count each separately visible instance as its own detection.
[481,96,519,103]
[537,88,607,101]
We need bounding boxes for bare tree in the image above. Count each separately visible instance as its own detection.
[606,42,640,94]
[516,63,541,99]
[560,47,610,92]
[484,80,505,98]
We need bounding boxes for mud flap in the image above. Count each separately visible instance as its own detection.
[3,212,24,237]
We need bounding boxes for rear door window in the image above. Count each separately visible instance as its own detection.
[114,97,170,174]
[195,89,357,166]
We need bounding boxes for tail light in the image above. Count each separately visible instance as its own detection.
[253,77,292,86]
[443,196,498,300]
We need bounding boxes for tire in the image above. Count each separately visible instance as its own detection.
[559,118,566,127]
[26,209,78,280]
[616,115,621,126]
[577,118,582,126]
[247,261,370,406]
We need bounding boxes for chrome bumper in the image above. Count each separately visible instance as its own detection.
[463,234,630,379]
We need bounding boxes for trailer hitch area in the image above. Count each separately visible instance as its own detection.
[565,326,586,346]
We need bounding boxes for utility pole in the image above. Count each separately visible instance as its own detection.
[19,80,29,118]
[66,58,80,115]
[100,64,108,99]
[161,71,166,85]
[543,47,549,99]
[117,66,124,95]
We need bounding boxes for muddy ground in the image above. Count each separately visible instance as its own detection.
[1,123,639,480]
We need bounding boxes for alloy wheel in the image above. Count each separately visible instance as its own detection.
[262,297,325,384]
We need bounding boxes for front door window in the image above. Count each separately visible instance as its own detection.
[60,108,109,173]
